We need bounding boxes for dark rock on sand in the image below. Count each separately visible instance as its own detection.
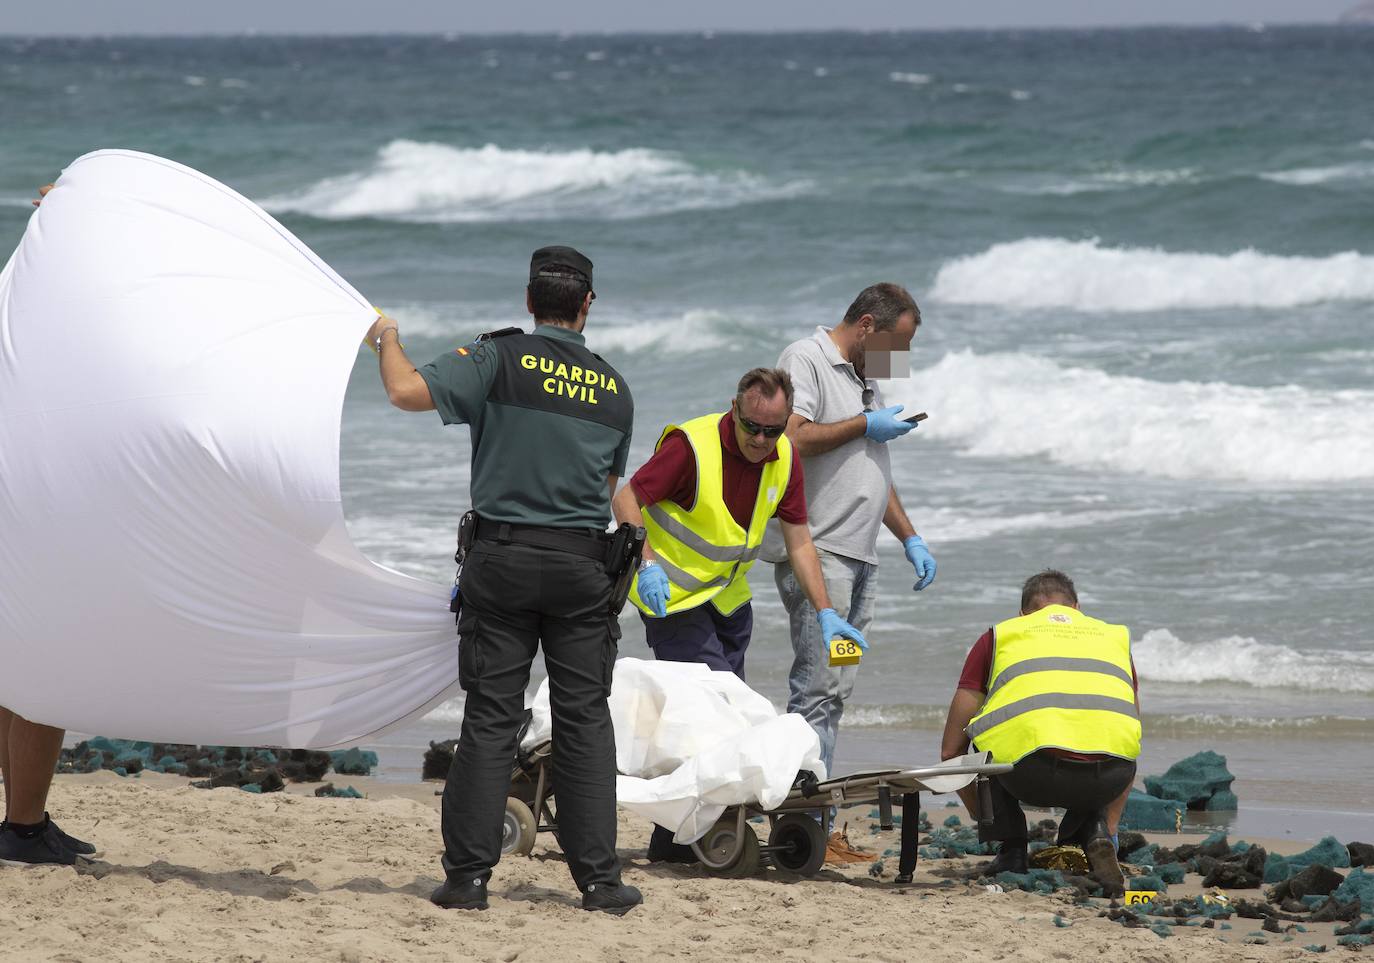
[1203,860,1262,890]
[1117,831,1147,858]
[1269,864,1346,902]
[1308,896,1363,923]
[1348,842,1374,867]
[423,739,457,780]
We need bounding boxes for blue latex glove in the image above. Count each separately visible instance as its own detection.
[817,607,868,652]
[637,562,670,618]
[904,535,937,591]
[863,405,916,444]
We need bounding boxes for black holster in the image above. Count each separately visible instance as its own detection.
[604,522,646,616]
[449,509,478,616]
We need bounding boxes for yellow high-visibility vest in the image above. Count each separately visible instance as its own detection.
[630,413,792,617]
[965,604,1141,764]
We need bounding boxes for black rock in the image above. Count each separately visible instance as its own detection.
[1203,862,1262,890]
[1117,831,1147,858]
[1348,841,1374,867]
[1269,864,1345,902]
[314,782,337,797]
[1243,845,1268,877]
[423,739,457,781]
[1261,917,1282,933]
[250,769,285,793]
[1309,897,1362,923]
[1233,899,1274,920]
[1280,898,1309,914]
[277,749,332,783]
[1196,855,1219,878]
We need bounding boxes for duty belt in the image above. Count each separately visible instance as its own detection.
[471,516,610,563]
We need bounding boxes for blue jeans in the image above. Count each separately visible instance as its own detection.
[774,551,877,777]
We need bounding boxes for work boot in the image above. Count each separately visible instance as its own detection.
[582,882,643,915]
[983,840,1029,876]
[0,820,81,867]
[47,814,99,857]
[646,825,697,864]
[1085,835,1126,898]
[429,876,489,911]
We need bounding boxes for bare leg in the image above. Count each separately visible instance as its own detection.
[0,707,12,820]
[1103,781,1132,836]
[4,714,63,825]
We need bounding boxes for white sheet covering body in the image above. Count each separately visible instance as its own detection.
[524,659,825,843]
[0,150,459,747]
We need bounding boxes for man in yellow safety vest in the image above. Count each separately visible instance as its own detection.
[940,570,1140,896]
[613,367,865,862]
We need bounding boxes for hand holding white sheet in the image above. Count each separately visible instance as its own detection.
[0,150,459,748]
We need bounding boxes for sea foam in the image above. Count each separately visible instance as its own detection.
[1134,629,1374,694]
[894,350,1374,483]
[263,139,806,222]
[930,237,1374,311]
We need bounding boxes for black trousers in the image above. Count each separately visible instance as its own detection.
[441,539,622,891]
[983,750,1136,846]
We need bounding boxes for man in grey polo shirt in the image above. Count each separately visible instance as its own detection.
[761,282,936,777]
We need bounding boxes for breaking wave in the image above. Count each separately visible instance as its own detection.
[263,139,808,222]
[1134,629,1374,694]
[930,237,1374,311]
[894,351,1374,483]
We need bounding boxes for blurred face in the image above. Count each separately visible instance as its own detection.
[731,387,790,463]
[855,311,919,379]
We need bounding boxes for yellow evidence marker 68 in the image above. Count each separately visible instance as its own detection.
[828,637,862,667]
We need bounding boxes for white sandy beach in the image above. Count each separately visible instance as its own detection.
[0,772,1349,962]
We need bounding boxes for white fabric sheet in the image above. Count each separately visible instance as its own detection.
[524,659,825,843]
[0,150,460,748]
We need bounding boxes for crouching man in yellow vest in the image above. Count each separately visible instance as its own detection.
[940,570,1140,896]
[613,367,866,863]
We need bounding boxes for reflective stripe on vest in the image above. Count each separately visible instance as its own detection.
[630,413,791,617]
[965,604,1141,764]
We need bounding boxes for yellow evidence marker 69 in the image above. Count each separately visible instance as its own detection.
[828,637,862,667]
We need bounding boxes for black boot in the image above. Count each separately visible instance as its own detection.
[429,875,489,910]
[647,824,697,864]
[582,882,643,915]
[984,840,1028,876]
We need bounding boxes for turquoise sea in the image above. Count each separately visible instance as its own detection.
[3,28,1371,838]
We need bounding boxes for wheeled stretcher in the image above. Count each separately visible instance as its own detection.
[500,738,1010,881]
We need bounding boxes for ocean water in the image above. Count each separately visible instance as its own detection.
[3,29,1371,834]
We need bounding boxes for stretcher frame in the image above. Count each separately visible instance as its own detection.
[501,742,1010,881]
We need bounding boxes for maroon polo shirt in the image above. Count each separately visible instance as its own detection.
[630,414,807,529]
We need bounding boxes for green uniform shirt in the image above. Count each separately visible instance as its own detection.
[418,324,634,528]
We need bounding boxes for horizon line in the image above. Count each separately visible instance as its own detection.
[0,20,1360,41]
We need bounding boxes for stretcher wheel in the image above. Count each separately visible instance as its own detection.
[502,797,537,856]
[692,814,761,877]
[768,813,827,876]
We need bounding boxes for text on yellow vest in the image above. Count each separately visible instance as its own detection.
[630,413,792,617]
[965,604,1140,764]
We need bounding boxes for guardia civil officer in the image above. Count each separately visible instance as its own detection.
[364,246,641,915]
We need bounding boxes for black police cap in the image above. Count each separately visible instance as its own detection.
[529,245,593,289]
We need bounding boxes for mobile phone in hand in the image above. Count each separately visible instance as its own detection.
[903,412,928,424]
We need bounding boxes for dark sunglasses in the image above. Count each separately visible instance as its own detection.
[734,410,786,438]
